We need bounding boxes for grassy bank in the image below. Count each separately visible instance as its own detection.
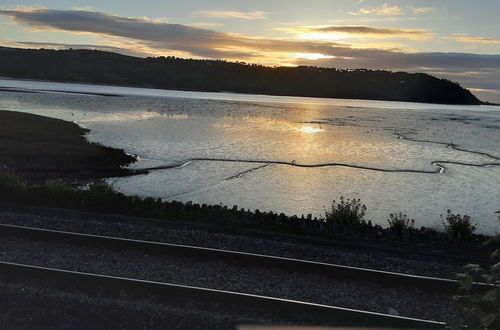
[0,110,135,181]
[0,174,492,251]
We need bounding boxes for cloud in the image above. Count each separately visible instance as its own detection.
[1,8,500,101]
[350,4,403,16]
[195,10,267,20]
[0,5,47,12]
[469,88,500,94]
[446,35,500,45]
[350,5,435,16]
[412,7,434,14]
[0,8,351,60]
[0,8,495,66]
[188,22,223,28]
[2,40,149,57]
[282,25,432,40]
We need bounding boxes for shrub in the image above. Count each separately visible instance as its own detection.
[448,211,500,329]
[325,196,367,231]
[88,181,116,194]
[387,212,415,236]
[0,173,25,191]
[441,210,477,241]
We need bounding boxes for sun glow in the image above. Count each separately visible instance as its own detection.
[299,125,323,133]
[293,53,335,60]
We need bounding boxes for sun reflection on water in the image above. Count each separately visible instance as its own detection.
[299,125,323,133]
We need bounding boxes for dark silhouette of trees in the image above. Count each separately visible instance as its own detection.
[0,47,481,104]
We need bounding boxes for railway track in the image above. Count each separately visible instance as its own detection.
[0,222,478,293]
[2,204,491,265]
[2,222,491,328]
[0,260,446,328]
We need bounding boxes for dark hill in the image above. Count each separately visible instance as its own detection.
[0,47,481,105]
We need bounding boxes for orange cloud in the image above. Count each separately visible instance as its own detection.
[1,7,499,77]
[350,4,403,16]
[281,25,432,40]
[469,88,500,94]
[446,35,500,45]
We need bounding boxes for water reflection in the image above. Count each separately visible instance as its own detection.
[1,79,499,233]
[299,125,323,133]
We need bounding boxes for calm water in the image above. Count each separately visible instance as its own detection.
[1,78,499,234]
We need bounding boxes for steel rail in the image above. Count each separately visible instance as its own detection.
[2,204,490,264]
[0,260,446,328]
[0,222,483,293]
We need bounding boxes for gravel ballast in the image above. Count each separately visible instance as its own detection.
[0,206,486,278]
[0,273,304,330]
[0,205,480,327]
[0,222,456,322]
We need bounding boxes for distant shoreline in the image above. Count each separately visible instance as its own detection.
[2,76,496,108]
[0,47,483,105]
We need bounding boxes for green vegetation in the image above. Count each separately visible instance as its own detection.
[0,174,313,232]
[442,210,477,242]
[0,110,135,181]
[387,212,415,237]
[449,212,500,329]
[0,46,481,105]
[0,170,493,252]
[325,197,368,234]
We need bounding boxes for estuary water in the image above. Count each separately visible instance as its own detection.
[1,78,499,234]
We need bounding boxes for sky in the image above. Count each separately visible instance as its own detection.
[0,0,499,102]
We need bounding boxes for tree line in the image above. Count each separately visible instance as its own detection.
[0,47,481,105]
